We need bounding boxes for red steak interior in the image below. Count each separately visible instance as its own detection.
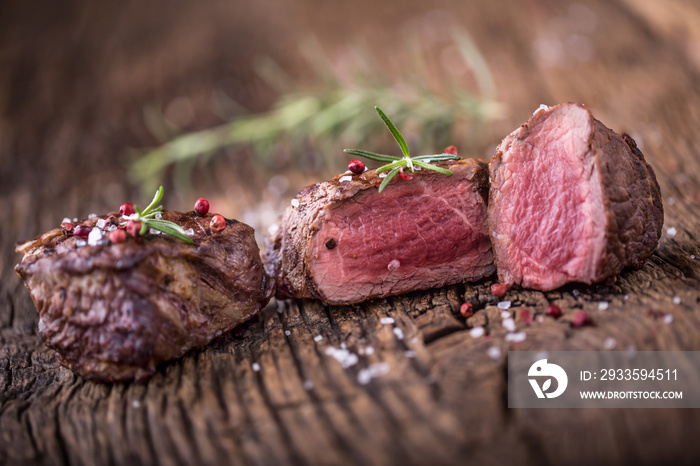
[489,104,606,290]
[308,173,494,303]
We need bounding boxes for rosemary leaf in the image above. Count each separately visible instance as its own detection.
[375,160,405,174]
[343,149,400,163]
[375,106,410,158]
[413,160,454,175]
[412,153,461,162]
[378,166,401,193]
[142,186,164,216]
[146,219,194,244]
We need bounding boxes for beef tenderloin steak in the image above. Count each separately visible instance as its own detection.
[488,103,663,291]
[265,158,495,304]
[15,211,273,382]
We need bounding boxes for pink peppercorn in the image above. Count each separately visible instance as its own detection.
[348,160,365,174]
[126,220,142,237]
[546,305,562,318]
[572,310,593,327]
[444,145,458,155]
[194,198,210,215]
[61,222,74,234]
[109,229,127,243]
[120,202,135,216]
[210,215,226,233]
[73,225,91,238]
[491,283,508,298]
[460,302,474,318]
[399,167,414,181]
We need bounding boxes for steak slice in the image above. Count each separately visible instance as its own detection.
[265,158,495,304]
[15,211,273,382]
[488,103,663,291]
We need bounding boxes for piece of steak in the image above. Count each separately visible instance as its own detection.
[488,103,663,291]
[15,211,273,382]
[265,158,495,304]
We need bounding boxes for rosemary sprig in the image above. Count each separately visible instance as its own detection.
[344,107,461,193]
[122,186,194,244]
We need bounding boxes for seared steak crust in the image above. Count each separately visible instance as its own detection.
[265,158,495,304]
[488,103,663,290]
[15,211,273,381]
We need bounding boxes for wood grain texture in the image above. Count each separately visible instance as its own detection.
[2,0,700,465]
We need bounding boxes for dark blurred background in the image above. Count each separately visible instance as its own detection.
[1,0,699,242]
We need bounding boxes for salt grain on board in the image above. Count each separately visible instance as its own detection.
[667,227,677,238]
[497,301,511,310]
[304,380,314,390]
[487,346,501,361]
[393,327,404,340]
[325,347,359,368]
[404,350,416,358]
[503,318,516,332]
[285,330,291,336]
[357,362,390,385]
[501,311,511,319]
[663,314,674,324]
[604,337,617,350]
[598,301,609,311]
[673,296,681,305]
[252,363,261,372]
[470,327,485,338]
[380,317,395,325]
[314,335,323,342]
[505,332,527,343]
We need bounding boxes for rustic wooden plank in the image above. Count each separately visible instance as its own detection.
[1,0,700,465]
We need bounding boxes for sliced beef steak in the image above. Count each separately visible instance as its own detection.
[15,211,273,381]
[488,103,663,291]
[265,158,494,304]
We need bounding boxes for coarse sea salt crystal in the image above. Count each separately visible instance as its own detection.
[76,239,87,247]
[378,172,387,178]
[380,317,395,325]
[387,260,400,271]
[501,311,511,319]
[503,318,516,332]
[87,227,102,246]
[470,327,485,338]
[106,224,117,232]
[667,227,677,238]
[393,327,404,340]
[184,228,195,236]
[62,217,71,224]
[497,301,511,310]
[155,212,163,220]
[325,346,358,368]
[339,175,352,183]
[505,332,527,343]
[96,218,106,229]
[357,362,390,385]
[132,400,140,409]
[487,346,501,361]
[88,213,97,219]
[404,350,416,358]
[604,337,617,350]
[663,314,674,324]
[252,363,261,372]
[598,301,609,311]
[291,198,300,208]
[285,330,291,336]
[668,197,675,206]
[673,296,681,305]
[268,224,279,236]
[533,104,549,115]
[314,335,323,342]
[304,380,314,390]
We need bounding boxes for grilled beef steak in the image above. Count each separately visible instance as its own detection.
[15,211,273,381]
[265,158,495,304]
[488,103,663,291]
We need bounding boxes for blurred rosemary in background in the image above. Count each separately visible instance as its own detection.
[131,27,503,193]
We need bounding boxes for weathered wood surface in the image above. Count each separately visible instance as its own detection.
[2,0,700,464]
